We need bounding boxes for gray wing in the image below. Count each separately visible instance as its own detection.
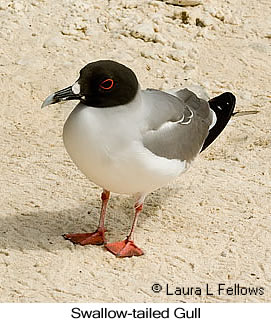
[142,88,213,162]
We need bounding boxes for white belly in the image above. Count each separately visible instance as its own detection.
[63,104,187,195]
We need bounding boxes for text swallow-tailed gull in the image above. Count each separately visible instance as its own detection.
[41,60,236,257]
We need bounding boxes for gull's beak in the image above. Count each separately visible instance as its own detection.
[41,82,81,109]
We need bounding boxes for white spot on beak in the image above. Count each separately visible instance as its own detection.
[72,82,80,95]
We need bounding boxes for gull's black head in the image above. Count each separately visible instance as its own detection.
[41,60,139,109]
[79,60,139,107]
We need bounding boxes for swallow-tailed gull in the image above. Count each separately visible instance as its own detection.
[41,60,236,257]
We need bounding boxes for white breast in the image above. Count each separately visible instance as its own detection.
[63,95,187,195]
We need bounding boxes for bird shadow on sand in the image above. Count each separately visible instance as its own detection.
[0,187,179,252]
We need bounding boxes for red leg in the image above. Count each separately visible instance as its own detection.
[105,200,144,257]
[63,190,110,245]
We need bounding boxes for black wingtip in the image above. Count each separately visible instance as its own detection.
[201,92,236,152]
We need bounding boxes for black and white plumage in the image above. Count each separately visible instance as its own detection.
[41,60,236,257]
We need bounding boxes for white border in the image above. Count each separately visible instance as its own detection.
[1,303,270,322]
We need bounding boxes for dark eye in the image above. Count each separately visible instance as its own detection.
[99,79,114,90]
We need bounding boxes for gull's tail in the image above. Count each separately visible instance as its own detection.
[201,92,236,152]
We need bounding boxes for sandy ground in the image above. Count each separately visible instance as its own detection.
[0,0,271,302]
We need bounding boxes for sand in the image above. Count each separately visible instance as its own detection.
[0,0,270,302]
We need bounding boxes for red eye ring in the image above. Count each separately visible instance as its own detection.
[99,78,114,90]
